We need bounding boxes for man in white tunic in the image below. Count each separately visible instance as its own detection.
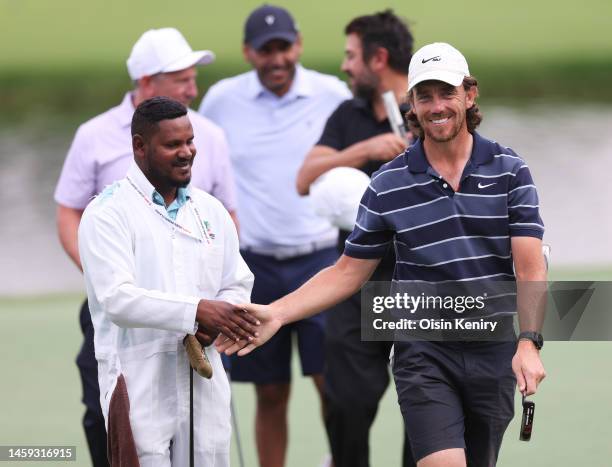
[78,96,255,467]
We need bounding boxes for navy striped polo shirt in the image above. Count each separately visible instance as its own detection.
[344,132,544,283]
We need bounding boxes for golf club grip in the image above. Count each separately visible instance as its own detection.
[184,334,213,379]
[382,90,408,140]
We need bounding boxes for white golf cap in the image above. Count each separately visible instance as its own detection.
[127,28,215,80]
[310,167,371,231]
[408,42,469,92]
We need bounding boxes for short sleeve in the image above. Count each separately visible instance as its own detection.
[507,163,544,239]
[54,125,97,209]
[316,101,349,150]
[344,184,394,259]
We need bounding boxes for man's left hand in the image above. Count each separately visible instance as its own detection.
[512,340,546,396]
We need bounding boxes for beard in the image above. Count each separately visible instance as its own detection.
[348,68,380,102]
[259,63,296,93]
[171,176,191,188]
[354,81,377,102]
[144,153,193,190]
[169,160,192,187]
[419,111,465,143]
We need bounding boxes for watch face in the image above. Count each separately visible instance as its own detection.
[532,333,543,349]
[520,332,543,349]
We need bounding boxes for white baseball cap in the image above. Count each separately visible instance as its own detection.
[408,42,469,92]
[127,28,215,80]
[310,167,371,231]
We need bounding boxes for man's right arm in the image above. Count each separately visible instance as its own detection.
[79,208,257,341]
[274,254,380,320]
[296,133,406,195]
[55,123,97,270]
[217,254,381,355]
[57,204,84,271]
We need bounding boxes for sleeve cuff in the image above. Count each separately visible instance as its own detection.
[315,141,342,151]
[54,195,89,210]
[509,228,544,239]
[183,297,200,335]
[344,244,388,259]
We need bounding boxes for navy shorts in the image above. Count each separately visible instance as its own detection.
[392,341,516,466]
[230,247,338,384]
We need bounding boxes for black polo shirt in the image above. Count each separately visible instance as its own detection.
[316,98,409,278]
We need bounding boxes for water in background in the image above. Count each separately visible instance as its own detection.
[1,104,611,296]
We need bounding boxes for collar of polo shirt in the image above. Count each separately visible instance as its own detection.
[406,132,494,173]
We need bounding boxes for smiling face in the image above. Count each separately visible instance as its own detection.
[410,80,477,143]
[341,33,380,101]
[133,115,196,197]
[142,66,199,107]
[243,37,302,96]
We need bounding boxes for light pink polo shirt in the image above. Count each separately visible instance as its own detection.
[54,92,236,212]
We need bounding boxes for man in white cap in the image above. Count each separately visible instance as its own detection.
[221,42,548,467]
[54,27,237,467]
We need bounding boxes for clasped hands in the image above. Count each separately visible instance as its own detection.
[194,299,261,347]
[192,299,277,356]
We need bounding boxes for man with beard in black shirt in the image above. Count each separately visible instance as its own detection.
[296,10,415,467]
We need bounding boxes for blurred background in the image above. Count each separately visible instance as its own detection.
[1,0,611,465]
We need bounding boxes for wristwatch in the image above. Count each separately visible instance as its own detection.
[518,331,544,350]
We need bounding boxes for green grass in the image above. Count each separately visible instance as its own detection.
[1,292,611,466]
[548,266,612,281]
[1,0,612,120]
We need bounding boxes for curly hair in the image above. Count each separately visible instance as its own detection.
[405,76,482,140]
[344,10,414,74]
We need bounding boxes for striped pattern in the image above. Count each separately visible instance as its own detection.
[344,132,544,283]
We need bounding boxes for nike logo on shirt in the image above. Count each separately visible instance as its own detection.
[478,182,496,189]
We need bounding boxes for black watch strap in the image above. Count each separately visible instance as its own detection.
[518,331,544,350]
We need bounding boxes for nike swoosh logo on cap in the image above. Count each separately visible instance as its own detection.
[478,182,496,189]
[421,56,441,64]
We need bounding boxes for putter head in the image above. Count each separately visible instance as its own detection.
[184,335,213,379]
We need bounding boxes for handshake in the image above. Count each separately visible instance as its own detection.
[185,299,263,378]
